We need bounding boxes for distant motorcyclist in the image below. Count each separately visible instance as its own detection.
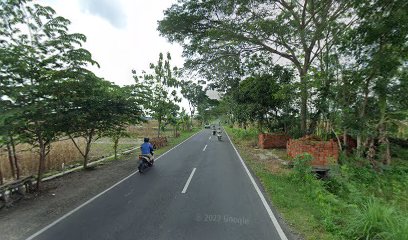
[217,127,222,140]
[212,125,216,135]
[140,137,154,162]
[217,127,222,133]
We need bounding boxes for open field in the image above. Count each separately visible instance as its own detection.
[0,120,190,182]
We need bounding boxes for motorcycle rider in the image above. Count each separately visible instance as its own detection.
[217,127,222,140]
[140,137,154,162]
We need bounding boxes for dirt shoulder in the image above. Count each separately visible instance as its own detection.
[0,153,138,240]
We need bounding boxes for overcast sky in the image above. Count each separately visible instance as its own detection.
[39,0,184,86]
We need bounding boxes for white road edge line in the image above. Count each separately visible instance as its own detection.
[181,168,196,194]
[203,144,207,151]
[225,130,289,240]
[25,130,202,240]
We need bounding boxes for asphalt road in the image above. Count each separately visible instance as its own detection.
[26,129,289,240]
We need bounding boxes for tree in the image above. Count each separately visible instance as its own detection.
[58,76,142,168]
[178,108,191,131]
[196,97,219,126]
[133,53,180,137]
[158,0,353,133]
[232,66,295,132]
[0,104,22,180]
[0,0,98,189]
[106,128,129,161]
[163,102,180,137]
[340,0,408,164]
[180,80,207,129]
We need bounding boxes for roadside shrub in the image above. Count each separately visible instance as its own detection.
[290,153,347,234]
[292,153,314,181]
[229,127,258,140]
[390,144,408,161]
[345,197,407,240]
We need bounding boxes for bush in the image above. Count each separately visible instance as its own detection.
[228,127,258,140]
[292,153,314,181]
[345,197,408,240]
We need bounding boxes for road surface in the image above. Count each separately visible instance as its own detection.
[26,129,289,240]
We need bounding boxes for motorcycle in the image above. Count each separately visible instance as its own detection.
[217,134,222,141]
[138,155,154,173]
[212,129,216,135]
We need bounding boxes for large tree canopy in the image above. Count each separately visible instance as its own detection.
[0,0,100,187]
[158,0,353,132]
[231,65,295,131]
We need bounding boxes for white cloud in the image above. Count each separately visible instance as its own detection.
[38,0,188,107]
[79,0,126,29]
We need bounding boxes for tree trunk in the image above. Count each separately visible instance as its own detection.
[299,71,308,135]
[377,80,391,165]
[188,102,193,131]
[366,138,376,163]
[366,138,381,171]
[378,132,391,165]
[10,135,20,179]
[332,127,342,152]
[343,129,348,153]
[113,137,119,160]
[6,144,16,179]
[356,135,362,152]
[36,138,47,190]
[356,75,372,151]
[157,118,161,138]
[190,114,193,131]
[83,130,94,169]
[0,163,3,185]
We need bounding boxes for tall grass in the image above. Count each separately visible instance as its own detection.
[228,127,258,139]
[227,127,259,147]
[0,121,169,181]
[346,198,408,240]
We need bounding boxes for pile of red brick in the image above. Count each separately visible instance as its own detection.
[287,136,339,167]
[150,137,168,149]
[258,133,290,149]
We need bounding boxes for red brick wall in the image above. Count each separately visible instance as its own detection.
[287,138,339,167]
[258,133,291,149]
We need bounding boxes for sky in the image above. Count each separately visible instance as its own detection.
[39,0,184,86]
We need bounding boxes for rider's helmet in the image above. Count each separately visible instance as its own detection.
[144,137,149,143]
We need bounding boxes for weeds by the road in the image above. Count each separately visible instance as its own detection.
[226,127,408,240]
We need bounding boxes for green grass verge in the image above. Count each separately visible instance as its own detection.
[226,127,338,239]
[226,127,408,240]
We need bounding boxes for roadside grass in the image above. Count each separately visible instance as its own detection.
[226,126,408,240]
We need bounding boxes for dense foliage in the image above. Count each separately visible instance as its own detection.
[0,0,142,188]
[159,0,408,164]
